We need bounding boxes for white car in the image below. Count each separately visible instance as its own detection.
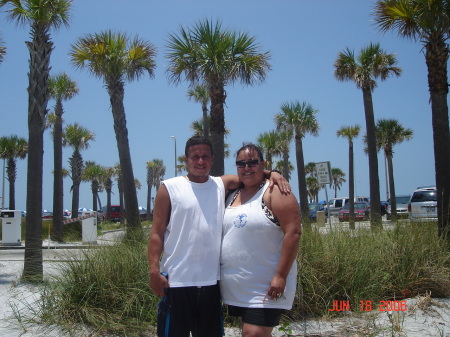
[408,186,437,222]
[387,195,410,220]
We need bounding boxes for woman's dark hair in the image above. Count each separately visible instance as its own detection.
[185,135,213,157]
[235,143,264,161]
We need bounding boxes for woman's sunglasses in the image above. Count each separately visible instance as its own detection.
[235,159,261,168]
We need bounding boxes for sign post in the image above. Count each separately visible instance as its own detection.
[316,161,332,230]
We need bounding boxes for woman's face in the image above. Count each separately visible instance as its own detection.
[235,149,264,185]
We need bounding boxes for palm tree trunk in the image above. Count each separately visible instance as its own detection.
[349,140,355,230]
[387,152,397,223]
[426,39,450,241]
[70,151,83,219]
[147,183,152,221]
[282,150,290,181]
[23,24,52,282]
[7,158,16,210]
[295,136,311,228]
[52,106,64,242]
[362,88,382,228]
[108,82,141,235]
[209,86,226,176]
[202,102,209,140]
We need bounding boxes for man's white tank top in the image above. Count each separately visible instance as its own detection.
[220,181,297,309]
[161,176,225,287]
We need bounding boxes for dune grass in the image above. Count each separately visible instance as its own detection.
[19,222,449,335]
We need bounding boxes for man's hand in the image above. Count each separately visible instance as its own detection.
[149,270,169,297]
[268,171,291,195]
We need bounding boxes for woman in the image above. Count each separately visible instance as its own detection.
[220,143,301,337]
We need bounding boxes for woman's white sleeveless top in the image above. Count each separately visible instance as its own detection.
[220,182,297,309]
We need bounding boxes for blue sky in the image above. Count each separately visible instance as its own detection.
[0,0,439,211]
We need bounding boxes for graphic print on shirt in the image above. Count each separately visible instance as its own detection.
[233,213,248,228]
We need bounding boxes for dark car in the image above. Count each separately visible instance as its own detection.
[338,202,370,222]
[308,203,325,222]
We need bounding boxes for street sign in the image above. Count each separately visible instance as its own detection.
[316,161,331,185]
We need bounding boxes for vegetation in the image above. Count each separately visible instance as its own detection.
[275,101,320,228]
[334,43,402,229]
[14,223,448,336]
[374,119,413,222]
[0,135,28,210]
[48,72,79,242]
[373,0,450,241]
[337,125,361,229]
[0,0,73,282]
[69,30,157,238]
[166,18,271,176]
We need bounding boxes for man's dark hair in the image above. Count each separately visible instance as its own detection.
[236,143,264,161]
[185,135,213,157]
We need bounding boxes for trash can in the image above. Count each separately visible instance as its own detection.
[316,211,326,227]
[81,211,97,244]
[1,210,22,246]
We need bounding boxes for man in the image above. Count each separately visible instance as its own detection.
[148,135,288,337]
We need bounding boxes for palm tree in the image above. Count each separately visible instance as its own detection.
[0,135,28,210]
[48,72,78,242]
[373,0,450,239]
[166,18,271,176]
[277,130,294,180]
[188,84,210,139]
[331,168,346,198]
[0,0,72,282]
[63,123,94,220]
[257,130,282,170]
[274,160,295,182]
[70,30,156,237]
[100,166,115,222]
[337,125,361,229]
[334,43,402,228]
[146,159,165,220]
[305,162,316,178]
[0,32,6,64]
[375,119,413,222]
[306,176,320,203]
[82,161,104,212]
[275,101,319,228]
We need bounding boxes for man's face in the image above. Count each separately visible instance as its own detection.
[185,144,214,179]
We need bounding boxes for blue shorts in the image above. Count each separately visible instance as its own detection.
[227,305,284,327]
[157,283,223,337]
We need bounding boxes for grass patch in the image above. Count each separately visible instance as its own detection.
[15,222,449,335]
[293,222,450,319]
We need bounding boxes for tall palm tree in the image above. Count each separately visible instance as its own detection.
[166,18,271,176]
[334,43,402,228]
[70,30,156,236]
[275,101,319,228]
[82,161,104,212]
[305,162,317,178]
[0,135,28,210]
[277,130,294,180]
[337,125,361,229]
[375,119,413,222]
[257,130,282,170]
[374,0,450,239]
[48,72,78,242]
[331,168,346,198]
[0,32,6,64]
[63,123,94,220]
[188,84,210,139]
[0,0,72,282]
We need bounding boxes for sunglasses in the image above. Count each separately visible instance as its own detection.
[235,159,261,168]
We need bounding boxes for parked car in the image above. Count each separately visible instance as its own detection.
[338,201,371,222]
[325,197,349,216]
[386,195,410,220]
[42,210,53,219]
[408,186,437,223]
[98,205,123,222]
[308,202,326,222]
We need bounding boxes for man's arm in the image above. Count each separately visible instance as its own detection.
[148,184,171,297]
[221,170,291,193]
